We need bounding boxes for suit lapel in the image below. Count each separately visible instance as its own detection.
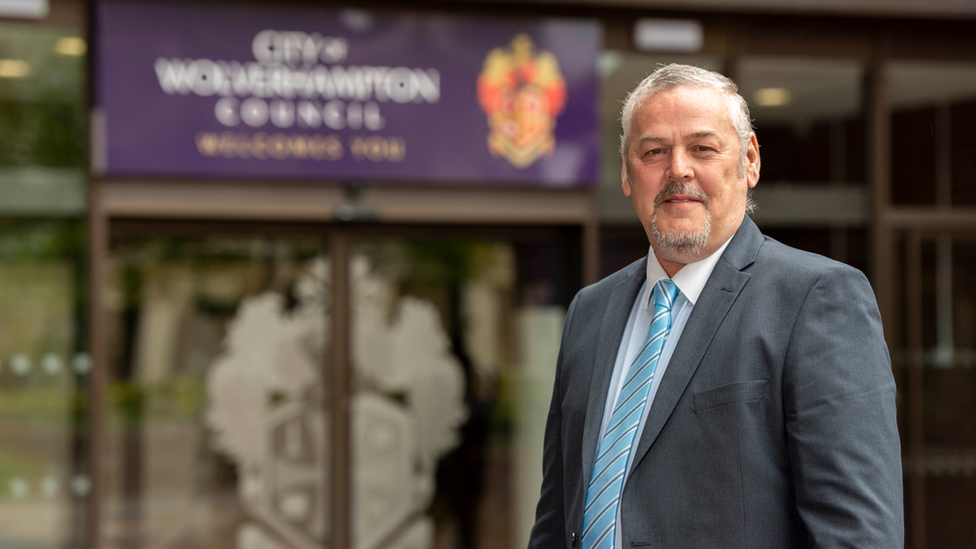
[628,216,763,473]
[581,258,647,487]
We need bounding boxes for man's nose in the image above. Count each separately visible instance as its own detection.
[667,150,694,181]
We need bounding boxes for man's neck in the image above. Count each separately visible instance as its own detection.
[656,256,686,278]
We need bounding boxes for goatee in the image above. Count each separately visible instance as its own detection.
[651,181,711,257]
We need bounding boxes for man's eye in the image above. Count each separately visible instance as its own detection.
[647,148,663,155]
[696,146,712,152]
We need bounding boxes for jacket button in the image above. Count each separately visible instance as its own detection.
[571,532,577,547]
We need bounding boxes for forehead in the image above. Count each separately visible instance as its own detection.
[633,86,736,138]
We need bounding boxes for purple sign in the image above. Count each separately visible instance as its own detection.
[96,1,602,186]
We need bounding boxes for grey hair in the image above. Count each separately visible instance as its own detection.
[620,64,754,178]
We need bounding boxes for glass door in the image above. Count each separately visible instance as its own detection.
[0,20,88,549]
[886,60,976,549]
[348,226,578,549]
[897,231,976,549]
[101,221,581,549]
[102,222,330,549]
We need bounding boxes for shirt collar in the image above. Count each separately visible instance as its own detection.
[644,235,734,307]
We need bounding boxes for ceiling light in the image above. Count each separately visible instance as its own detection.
[753,88,792,107]
[55,37,87,56]
[0,59,31,78]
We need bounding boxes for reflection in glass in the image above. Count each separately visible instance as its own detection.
[739,56,865,185]
[889,61,976,206]
[0,20,87,549]
[898,235,976,549]
[0,24,86,170]
[104,236,327,549]
[351,238,570,549]
[0,220,86,548]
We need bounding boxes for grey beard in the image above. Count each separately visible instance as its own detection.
[650,181,711,256]
[651,211,711,256]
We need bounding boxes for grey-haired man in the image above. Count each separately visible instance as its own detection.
[528,64,903,549]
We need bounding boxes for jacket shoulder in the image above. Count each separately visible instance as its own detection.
[752,236,870,288]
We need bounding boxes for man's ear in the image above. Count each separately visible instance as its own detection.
[746,133,761,189]
[621,157,632,197]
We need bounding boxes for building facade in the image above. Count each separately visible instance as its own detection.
[0,0,974,547]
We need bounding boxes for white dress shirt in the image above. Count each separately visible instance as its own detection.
[595,236,733,549]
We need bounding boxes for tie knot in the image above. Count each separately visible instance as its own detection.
[653,279,679,310]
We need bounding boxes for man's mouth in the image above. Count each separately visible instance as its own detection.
[654,182,709,208]
[664,195,700,204]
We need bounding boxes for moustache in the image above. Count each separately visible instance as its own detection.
[654,182,710,209]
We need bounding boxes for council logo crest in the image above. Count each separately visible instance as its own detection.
[205,256,467,549]
[477,34,567,168]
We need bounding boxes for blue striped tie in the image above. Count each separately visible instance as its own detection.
[581,279,680,549]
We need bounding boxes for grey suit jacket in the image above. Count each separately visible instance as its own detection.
[528,216,903,549]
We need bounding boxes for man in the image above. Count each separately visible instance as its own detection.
[528,64,903,549]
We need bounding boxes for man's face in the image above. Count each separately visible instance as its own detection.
[622,86,760,271]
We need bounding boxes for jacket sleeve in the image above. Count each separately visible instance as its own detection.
[783,265,904,548]
[527,293,580,549]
